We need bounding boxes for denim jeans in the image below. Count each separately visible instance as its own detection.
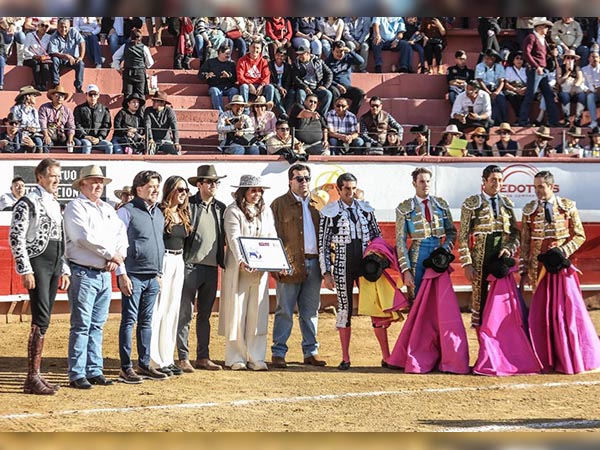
[371,39,412,70]
[223,143,259,155]
[67,265,112,381]
[51,57,85,90]
[519,69,559,126]
[328,136,365,155]
[292,37,322,56]
[271,258,322,358]
[109,34,127,55]
[208,86,239,112]
[226,37,247,57]
[586,92,600,126]
[239,83,275,103]
[0,55,6,87]
[84,34,103,65]
[119,273,160,369]
[76,138,114,154]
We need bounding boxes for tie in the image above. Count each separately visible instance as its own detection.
[348,206,357,223]
[544,201,553,224]
[490,196,498,218]
[422,199,432,223]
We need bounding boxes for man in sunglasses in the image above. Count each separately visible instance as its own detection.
[270,164,326,369]
[73,84,113,154]
[359,96,403,155]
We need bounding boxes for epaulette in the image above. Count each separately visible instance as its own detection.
[432,196,450,210]
[320,201,341,218]
[522,200,537,216]
[557,196,575,212]
[356,199,374,213]
[397,198,414,215]
[462,194,481,210]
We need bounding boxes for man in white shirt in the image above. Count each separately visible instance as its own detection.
[450,81,492,131]
[582,50,600,127]
[63,165,128,389]
[0,176,26,211]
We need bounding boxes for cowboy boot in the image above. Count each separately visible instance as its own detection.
[16,42,25,66]
[562,103,571,126]
[23,325,57,395]
[36,328,60,392]
[174,53,183,70]
[574,103,584,127]
[182,55,192,70]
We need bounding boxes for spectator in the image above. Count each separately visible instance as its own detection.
[169,17,194,70]
[242,17,267,51]
[265,17,293,59]
[144,91,181,155]
[0,176,26,211]
[475,49,507,125]
[291,46,333,117]
[404,17,426,73]
[326,98,363,155]
[557,49,585,127]
[466,127,493,156]
[477,17,501,61]
[320,17,345,58]
[220,17,247,57]
[555,126,585,156]
[73,84,113,155]
[47,17,85,93]
[112,93,146,155]
[217,94,259,155]
[582,50,600,128]
[421,17,447,75]
[114,185,134,210]
[492,122,519,156]
[383,128,407,155]
[144,17,165,48]
[200,43,238,112]
[105,17,143,55]
[585,126,600,157]
[434,124,463,156]
[371,17,412,73]
[0,17,14,90]
[266,119,307,162]
[193,17,226,63]
[447,50,475,106]
[268,47,293,118]
[342,17,370,73]
[326,41,365,115]
[6,17,26,66]
[450,80,493,132]
[0,113,34,153]
[359,95,403,154]
[551,17,586,62]
[504,50,528,120]
[249,96,276,153]
[583,18,600,67]
[38,84,75,152]
[292,17,323,56]
[112,28,155,98]
[236,40,274,104]
[73,17,103,68]
[10,86,44,153]
[406,125,431,155]
[288,93,330,155]
[532,43,561,126]
[522,126,556,156]
[22,19,52,91]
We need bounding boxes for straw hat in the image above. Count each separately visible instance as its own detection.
[15,85,41,103]
[442,124,462,135]
[114,185,133,198]
[225,94,248,109]
[251,95,274,110]
[72,165,112,190]
[471,127,488,137]
[563,49,581,60]
[567,126,585,138]
[231,174,270,189]
[494,122,514,134]
[47,84,68,100]
[534,126,553,140]
[188,164,227,185]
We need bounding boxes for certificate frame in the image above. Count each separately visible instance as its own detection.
[238,237,291,272]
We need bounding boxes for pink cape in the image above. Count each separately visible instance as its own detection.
[473,269,542,376]
[388,267,470,374]
[529,265,600,374]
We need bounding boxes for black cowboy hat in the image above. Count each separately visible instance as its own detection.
[423,247,455,273]
[538,247,571,274]
[361,253,390,282]
[410,124,429,135]
[487,256,516,279]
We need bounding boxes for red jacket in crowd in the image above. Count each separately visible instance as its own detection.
[266,17,293,42]
[236,53,271,86]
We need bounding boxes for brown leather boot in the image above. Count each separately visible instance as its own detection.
[23,325,57,395]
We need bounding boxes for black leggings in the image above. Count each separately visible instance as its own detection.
[424,42,443,66]
[28,240,63,334]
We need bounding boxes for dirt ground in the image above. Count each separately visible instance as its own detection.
[1,311,600,432]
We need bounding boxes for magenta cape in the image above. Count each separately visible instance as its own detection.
[388,267,470,374]
[529,266,600,374]
[473,269,542,376]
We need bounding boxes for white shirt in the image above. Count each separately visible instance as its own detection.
[292,192,318,255]
[415,194,432,223]
[450,90,492,118]
[343,200,362,240]
[482,192,499,217]
[0,192,18,210]
[111,42,155,69]
[582,63,600,92]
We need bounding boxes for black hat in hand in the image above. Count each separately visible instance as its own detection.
[538,247,571,274]
[423,247,455,273]
[361,253,390,282]
[487,256,516,279]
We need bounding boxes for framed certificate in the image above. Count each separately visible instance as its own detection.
[238,237,291,272]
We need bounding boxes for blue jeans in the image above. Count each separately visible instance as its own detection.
[109,34,127,55]
[51,57,85,90]
[84,34,103,65]
[67,265,112,381]
[519,68,559,126]
[272,87,294,117]
[491,91,508,125]
[239,84,275,103]
[292,37,322,56]
[75,138,113,154]
[328,136,365,155]
[119,274,160,370]
[371,39,412,70]
[586,92,600,126]
[227,37,247,57]
[208,86,239,112]
[272,258,322,358]
[0,55,5,87]
[223,143,259,155]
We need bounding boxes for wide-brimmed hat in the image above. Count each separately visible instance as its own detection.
[471,126,488,137]
[114,185,133,198]
[495,122,514,134]
[361,252,391,282]
[563,49,581,60]
[47,84,68,100]
[442,124,462,135]
[487,256,516,279]
[538,247,571,274]
[188,164,227,185]
[251,95,274,110]
[532,17,553,28]
[3,112,21,124]
[485,49,502,62]
[534,126,553,139]
[151,90,171,105]
[423,247,455,273]
[410,124,429,134]
[15,85,41,103]
[567,126,585,138]
[72,165,112,190]
[231,174,270,189]
[123,92,145,108]
[588,126,600,136]
[225,94,248,109]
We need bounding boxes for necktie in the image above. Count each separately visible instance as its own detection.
[348,206,357,223]
[544,201,553,224]
[490,196,498,218]
[422,199,432,223]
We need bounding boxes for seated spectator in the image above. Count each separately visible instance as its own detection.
[421,17,447,75]
[0,114,31,153]
[342,17,370,73]
[475,49,507,125]
[268,47,293,118]
[145,91,181,155]
[193,17,227,63]
[555,126,585,157]
[10,85,44,153]
[38,84,75,151]
[404,17,426,73]
[466,127,492,156]
[220,17,248,57]
[23,17,58,34]
[447,50,474,105]
[243,18,267,53]
[450,80,493,132]
[0,17,14,90]
[383,128,407,155]
[22,19,52,91]
[265,17,292,59]
[406,125,431,155]
[250,96,277,154]
[292,17,323,56]
[585,126,600,157]
[113,93,146,154]
[492,122,519,156]
[551,17,587,62]
[371,17,413,73]
[0,176,26,211]
[557,49,585,126]
[200,43,238,112]
[73,84,113,154]
[73,17,103,68]
[291,46,333,117]
[320,17,345,58]
[326,41,365,115]
[236,40,274,103]
[583,18,600,68]
[112,28,155,98]
[582,50,600,128]
[326,98,363,155]
[114,185,134,210]
[521,126,556,156]
[47,18,85,93]
[359,96,403,154]
[217,95,258,155]
[503,50,527,120]
[104,17,143,55]
[266,119,307,162]
[288,93,329,155]
[434,124,463,156]
[532,42,561,126]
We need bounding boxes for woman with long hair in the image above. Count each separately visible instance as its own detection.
[218,175,278,371]
[150,175,192,376]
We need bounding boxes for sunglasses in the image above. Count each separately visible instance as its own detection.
[40,23,50,27]
[277,127,290,131]
[499,131,511,135]
[370,103,382,108]
[254,104,267,108]
[335,104,348,108]
[293,176,311,183]
[474,135,486,138]
[176,187,190,193]
[8,121,19,126]
[202,180,220,186]
[87,92,99,97]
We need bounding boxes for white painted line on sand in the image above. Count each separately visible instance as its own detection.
[442,419,600,432]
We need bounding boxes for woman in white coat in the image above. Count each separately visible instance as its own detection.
[218,175,277,371]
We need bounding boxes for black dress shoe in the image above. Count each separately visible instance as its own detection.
[337,360,351,371]
[87,375,114,386]
[70,377,93,389]
[166,364,183,376]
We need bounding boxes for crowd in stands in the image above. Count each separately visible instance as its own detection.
[2,17,600,157]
